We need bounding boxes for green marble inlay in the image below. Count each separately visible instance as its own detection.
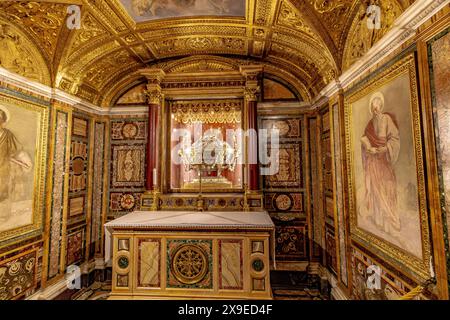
[252,259,264,272]
[118,256,129,269]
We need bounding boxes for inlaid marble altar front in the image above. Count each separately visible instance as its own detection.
[105,211,275,299]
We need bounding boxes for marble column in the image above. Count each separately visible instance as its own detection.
[245,89,260,191]
[139,69,166,192]
[146,102,159,191]
[240,65,263,192]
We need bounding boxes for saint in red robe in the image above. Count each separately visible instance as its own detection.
[361,112,401,234]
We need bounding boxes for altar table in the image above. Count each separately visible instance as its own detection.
[105,211,275,300]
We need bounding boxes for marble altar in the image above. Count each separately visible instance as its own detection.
[105,211,275,299]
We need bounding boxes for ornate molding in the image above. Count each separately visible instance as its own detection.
[139,68,166,83]
[276,0,316,38]
[240,64,264,79]
[139,68,166,105]
[172,244,209,285]
[170,100,242,124]
[342,0,404,70]
[0,0,422,107]
[162,80,246,90]
[314,0,450,105]
[0,1,67,61]
[144,88,162,105]
[243,86,260,102]
[1,0,435,112]
[0,18,51,85]
[149,36,247,58]
[340,0,448,89]
[240,64,263,101]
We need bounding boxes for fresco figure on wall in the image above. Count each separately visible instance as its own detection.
[0,107,32,223]
[360,92,401,235]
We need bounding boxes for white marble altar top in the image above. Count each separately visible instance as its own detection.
[104,211,275,265]
[105,211,275,230]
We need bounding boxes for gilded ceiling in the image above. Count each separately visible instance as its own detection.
[0,0,415,107]
[121,0,247,22]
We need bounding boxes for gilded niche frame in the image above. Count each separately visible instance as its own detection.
[344,53,431,281]
[0,92,49,246]
[165,99,245,194]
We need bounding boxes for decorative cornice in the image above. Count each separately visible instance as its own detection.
[109,106,149,116]
[0,66,109,114]
[239,65,264,78]
[52,88,105,114]
[0,67,52,101]
[257,101,314,114]
[139,68,166,83]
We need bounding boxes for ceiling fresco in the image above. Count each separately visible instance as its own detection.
[121,0,246,22]
[0,0,416,107]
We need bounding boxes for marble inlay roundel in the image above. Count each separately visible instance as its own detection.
[118,256,129,269]
[72,157,85,176]
[122,123,138,139]
[172,244,208,285]
[252,258,264,272]
[120,194,136,210]
[275,194,293,211]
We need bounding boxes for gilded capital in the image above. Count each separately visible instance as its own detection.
[244,86,260,102]
[139,68,166,105]
[240,65,263,102]
[145,87,163,105]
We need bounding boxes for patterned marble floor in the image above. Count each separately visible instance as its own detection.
[271,271,327,300]
[58,271,327,300]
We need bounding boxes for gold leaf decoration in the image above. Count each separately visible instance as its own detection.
[0,1,67,60]
[342,0,404,70]
[277,1,316,38]
[0,20,50,84]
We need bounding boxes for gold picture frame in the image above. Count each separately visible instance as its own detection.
[0,93,49,246]
[344,53,431,281]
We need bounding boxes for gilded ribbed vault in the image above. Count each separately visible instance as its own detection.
[0,0,415,107]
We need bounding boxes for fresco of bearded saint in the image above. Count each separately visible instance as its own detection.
[360,92,401,235]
